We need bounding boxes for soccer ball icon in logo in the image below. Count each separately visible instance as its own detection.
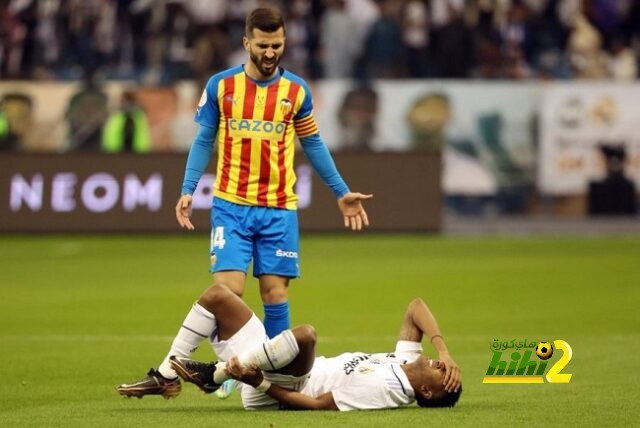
[536,342,554,360]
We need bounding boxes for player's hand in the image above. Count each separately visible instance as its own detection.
[438,352,461,393]
[226,356,264,388]
[175,194,195,230]
[337,192,373,231]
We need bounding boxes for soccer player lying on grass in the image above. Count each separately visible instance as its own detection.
[117,283,462,410]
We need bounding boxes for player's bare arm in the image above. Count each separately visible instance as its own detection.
[398,298,462,393]
[265,384,338,410]
[338,192,373,231]
[225,357,338,410]
[175,194,194,230]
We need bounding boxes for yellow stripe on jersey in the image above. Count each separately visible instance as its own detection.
[225,73,247,196]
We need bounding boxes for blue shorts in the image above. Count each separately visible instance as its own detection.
[209,197,299,278]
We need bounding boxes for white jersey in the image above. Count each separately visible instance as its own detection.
[300,341,423,411]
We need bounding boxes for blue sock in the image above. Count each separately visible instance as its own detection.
[263,301,290,338]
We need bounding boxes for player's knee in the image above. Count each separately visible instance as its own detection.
[198,283,231,310]
[260,284,288,304]
[410,297,426,308]
[293,324,316,349]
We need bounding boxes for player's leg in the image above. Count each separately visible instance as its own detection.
[254,208,299,338]
[172,322,315,391]
[196,283,254,339]
[208,198,254,297]
[206,199,253,397]
[115,283,254,399]
[169,283,256,369]
[156,199,253,378]
[205,200,267,397]
[235,324,317,410]
[116,199,253,399]
[272,324,316,376]
[212,270,246,297]
[168,283,270,393]
[202,269,248,394]
[259,274,290,338]
[170,291,308,392]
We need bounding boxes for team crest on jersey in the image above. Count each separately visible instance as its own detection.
[198,90,207,107]
[280,98,292,116]
[256,95,266,106]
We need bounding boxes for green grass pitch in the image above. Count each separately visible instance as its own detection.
[1,234,638,427]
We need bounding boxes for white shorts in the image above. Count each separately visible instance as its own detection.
[242,370,311,410]
[209,314,268,362]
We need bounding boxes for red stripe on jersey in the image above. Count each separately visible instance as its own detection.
[236,78,257,198]
[276,82,301,208]
[295,115,317,137]
[296,124,316,134]
[295,122,317,134]
[297,129,318,138]
[296,116,314,125]
[219,76,235,193]
[257,83,280,205]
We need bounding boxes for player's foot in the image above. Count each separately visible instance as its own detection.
[116,369,181,399]
[214,379,238,399]
[169,356,220,394]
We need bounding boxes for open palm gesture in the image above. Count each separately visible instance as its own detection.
[338,192,373,231]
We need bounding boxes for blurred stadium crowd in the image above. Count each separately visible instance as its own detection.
[0,0,638,219]
[1,0,639,83]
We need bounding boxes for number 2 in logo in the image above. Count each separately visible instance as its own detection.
[212,227,226,249]
[546,340,573,383]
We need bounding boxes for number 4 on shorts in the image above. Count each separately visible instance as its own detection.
[212,226,226,249]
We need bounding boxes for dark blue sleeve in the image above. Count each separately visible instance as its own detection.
[299,133,350,198]
[181,124,217,195]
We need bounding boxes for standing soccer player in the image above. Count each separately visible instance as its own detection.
[117,8,371,399]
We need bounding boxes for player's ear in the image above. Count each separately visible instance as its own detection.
[243,36,250,52]
[419,385,433,400]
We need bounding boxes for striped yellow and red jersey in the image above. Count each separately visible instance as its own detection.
[194,65,319,210]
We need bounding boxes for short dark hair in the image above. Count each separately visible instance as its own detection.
[416,385,462,408]
[245,7,285,37]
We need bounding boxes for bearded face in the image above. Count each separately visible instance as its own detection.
[244,27,285,78]
[249,48,281,77]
